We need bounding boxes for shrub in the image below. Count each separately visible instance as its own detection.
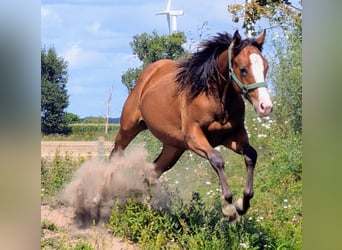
[41,152,85,198]
[108,192,278,249]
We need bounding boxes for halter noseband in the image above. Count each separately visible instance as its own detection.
[228,41,267,98]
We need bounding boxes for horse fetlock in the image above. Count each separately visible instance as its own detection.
[222,191,233,204]
[243,189,254,199]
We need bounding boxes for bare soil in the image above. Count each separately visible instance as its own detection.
[41,141,113,159]
[41,202,138,249]
[41,141,143,249]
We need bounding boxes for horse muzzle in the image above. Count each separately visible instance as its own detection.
[254,87,273,117]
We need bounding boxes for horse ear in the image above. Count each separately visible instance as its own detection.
[232,30,242,45]
[256,29,266,45]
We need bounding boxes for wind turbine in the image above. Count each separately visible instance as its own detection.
[156,0,184,34]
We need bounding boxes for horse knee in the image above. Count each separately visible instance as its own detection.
[208,150,224,170]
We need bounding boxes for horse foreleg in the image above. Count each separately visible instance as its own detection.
[222,129,257,216]
[184,125,237,221]
[234,145,257,215]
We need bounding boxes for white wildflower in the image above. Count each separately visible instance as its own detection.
[240,243,249,249]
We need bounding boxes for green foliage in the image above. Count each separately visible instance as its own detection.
[269,23,302,133]
[122,31,187,92]
[41,47,71,135]
[121,67,142,93]
[108,191,279,249]
[65,112,81,124]
[41,219,59,232]
[70,123,120,137]
[41,152,85,198]
[81,116,106,124]
[228,0,301,35]
[73,242,94,250]
[41,124,120,141]
[131,31,187,67]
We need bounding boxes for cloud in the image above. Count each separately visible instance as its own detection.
[62,42,107,69]
[87,21,116,37]
[41,6,62,22]
[41,7,50,18]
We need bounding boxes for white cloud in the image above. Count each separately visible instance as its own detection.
[62,42,107,69]
[41,6,62,23]
[62,42,82,68]
[41,7,50,18]
[87,21,116,37]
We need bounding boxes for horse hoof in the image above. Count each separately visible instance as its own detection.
[222,204,239,223]
[234,198,244,215]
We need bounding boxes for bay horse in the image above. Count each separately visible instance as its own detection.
[110,30,273,222]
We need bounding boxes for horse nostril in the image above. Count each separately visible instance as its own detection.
[260,102,265,111]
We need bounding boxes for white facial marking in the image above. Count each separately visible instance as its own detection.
[249,53,265,82]
[249,53,273,116]
[257,87,271,104]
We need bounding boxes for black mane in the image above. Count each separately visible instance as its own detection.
[176,32,263,99]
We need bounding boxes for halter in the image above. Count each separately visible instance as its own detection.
[228,41,267,98]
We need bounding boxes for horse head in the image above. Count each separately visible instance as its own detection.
[229,30,273,117]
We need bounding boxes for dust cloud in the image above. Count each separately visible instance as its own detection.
[62,145,170,227]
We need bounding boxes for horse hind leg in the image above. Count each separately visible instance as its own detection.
[147,144,184,182]
[109,119,147,159]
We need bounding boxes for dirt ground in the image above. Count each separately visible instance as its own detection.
[41,141,140,249]
[41,202,138,249]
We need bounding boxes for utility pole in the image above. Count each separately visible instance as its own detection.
[105,85,113,134]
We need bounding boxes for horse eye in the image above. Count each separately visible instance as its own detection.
[239,67,248,75]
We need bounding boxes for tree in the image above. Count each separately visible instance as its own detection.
[122,31,187,92]
[228,0,302,36]
[41,47,71,135]
[269,16,302,133]
[64,112,81,124]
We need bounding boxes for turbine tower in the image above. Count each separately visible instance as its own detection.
[156,0,184,34]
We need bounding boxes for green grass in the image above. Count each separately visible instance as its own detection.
[41,124,120,141]
[41,115,302,249]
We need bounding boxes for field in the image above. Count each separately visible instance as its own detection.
[41,121,302,249]
[41,140,113,159]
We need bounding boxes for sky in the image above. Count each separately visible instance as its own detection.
[41,0,260,118]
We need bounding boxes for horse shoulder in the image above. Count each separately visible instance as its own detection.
[182,93,245,133]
